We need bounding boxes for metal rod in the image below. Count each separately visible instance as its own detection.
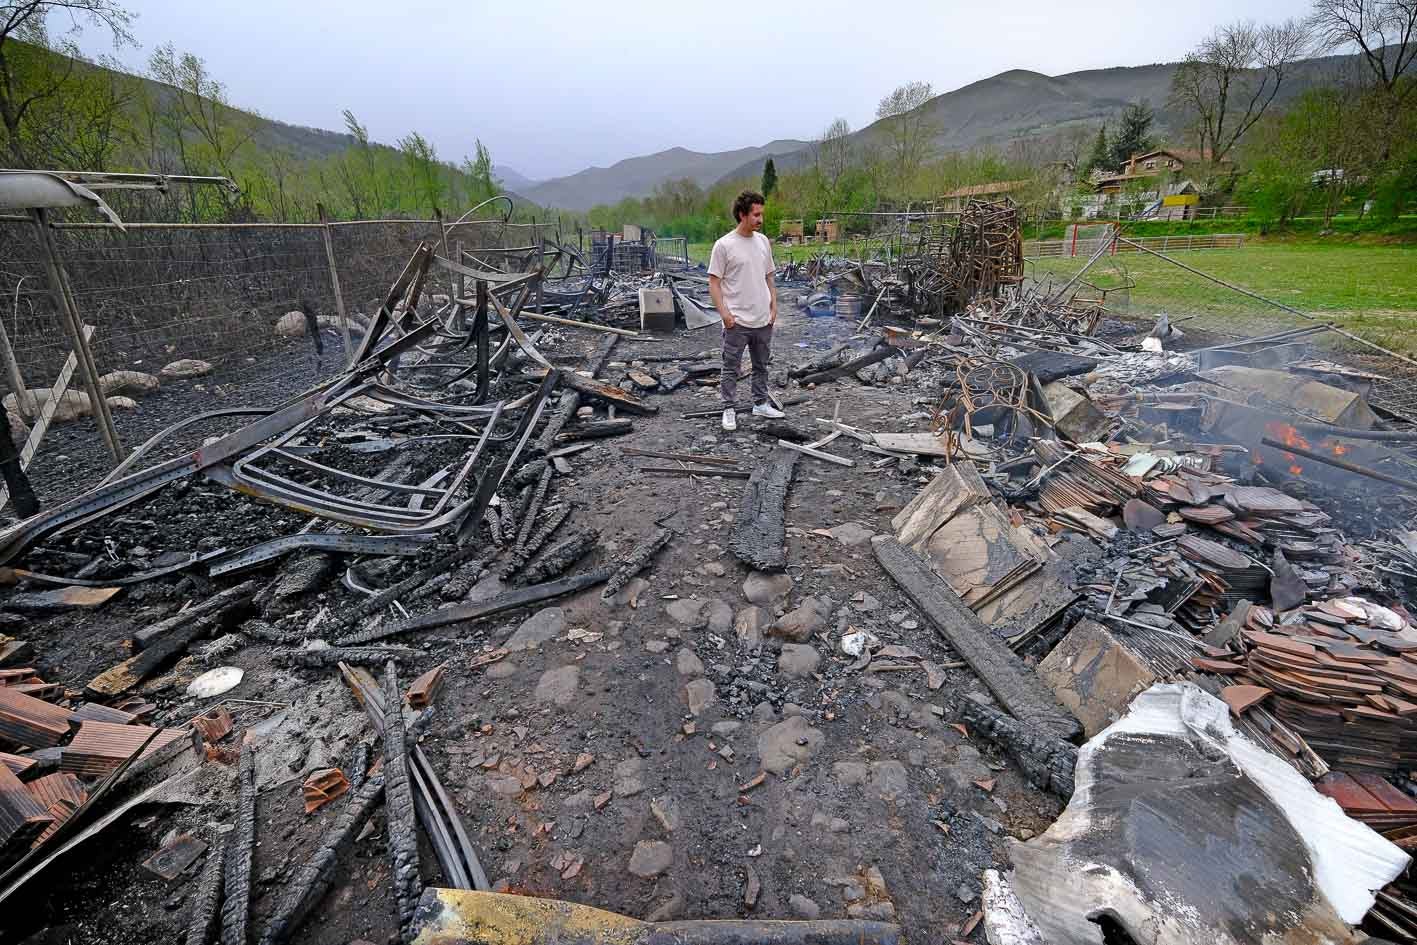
[1116,235,1417,373]
[1259,437,1417,493]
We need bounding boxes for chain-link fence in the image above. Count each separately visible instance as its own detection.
[0,211,526,509]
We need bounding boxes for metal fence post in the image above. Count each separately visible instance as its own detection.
[29,208,124,464]
[317,203,355,365]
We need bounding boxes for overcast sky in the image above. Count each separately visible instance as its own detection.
[74,0,1313,181]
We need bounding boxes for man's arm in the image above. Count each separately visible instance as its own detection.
[765,269,777,326]
[708,274,735,329]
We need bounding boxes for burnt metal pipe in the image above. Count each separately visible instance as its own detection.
[1260,437,1417,493]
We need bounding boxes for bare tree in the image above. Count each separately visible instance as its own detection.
[1168,19,1313,166]
[814,117,853,198]
[875,81,936,186]
[1310,0,1417,96]
[0,0,134,165]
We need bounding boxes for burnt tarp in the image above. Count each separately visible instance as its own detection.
[1006,683,1409,945]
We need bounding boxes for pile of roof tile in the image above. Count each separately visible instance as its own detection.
[1191,597,1417,771]
[0,652,190,866]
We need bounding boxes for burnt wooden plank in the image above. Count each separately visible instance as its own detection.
[258,774,385,945]
[382,663,421,941]
[729,446,798,572]
[220,745,256,945]
[186,841,225,945]
[871,535,1082,742]
[555,370,658,415]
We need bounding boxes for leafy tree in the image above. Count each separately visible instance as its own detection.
[463,137,497,203]
[398,130,442,214]
[1168,18,1312,166]
[1309,0,1417,163]
[1109,102,1155,169]
[0,0,134,166]
[814,117,853,201]
[761,157,777,197]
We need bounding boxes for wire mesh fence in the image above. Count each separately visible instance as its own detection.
[0,211,511,508]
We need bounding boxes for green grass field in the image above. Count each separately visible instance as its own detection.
[1029,242,1417,353]
[687,236,1417,353]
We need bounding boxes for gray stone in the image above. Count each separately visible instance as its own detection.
[704,599,734,634]
[777,643,821,678]
[943,745,992,792]
[645,640,670,653]
[628,840,673,879]
[700,561,727,577]
[852,593,881,613]
[742,571,793,606]
[504,607,565,650]
[666,598,705,627]
[829,521,875,546]
[833,761,869,787]
[771,597,828,643]
[685,678,715,716]
[486,775,523,796]
[828,817,849,833]
[752,701,777,724]
[757,716,824,775]
[614,757,646,798]
[467,573,508,604]
[735,606,771,652]
[675,647,705,677]
[788,895,821,919]
[870,760,909,801]
[651,795,681,832]
[711,720,742,736]
[533,665,579,707]
[562,789,594,810]
[607,577,650,609]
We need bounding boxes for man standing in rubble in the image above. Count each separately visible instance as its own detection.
[709,190,783,432]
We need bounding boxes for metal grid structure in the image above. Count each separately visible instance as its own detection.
[0,207,523,508]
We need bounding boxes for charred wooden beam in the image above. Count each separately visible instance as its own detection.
[437,559,488,602]
[135,580,259,649]
[514,466,553,550]
[956,693,1075,797]
[220,745,256,945]
[788,342,850,378]
[797,345,899,386]
[185,841,224,945]
[354,567,613,641]
[275,647,421,668]
[481,508,503,547]
[382,663,421,942]
[258,774,386,945]
[510,458,549,487]
[498,503,570,580]
[601,528,672,600]
[516,530,599,586]
[729,447,798,572]
[639,466,752,479]
[555,371,657,416]
[331,549,487,635]
[87,618,215,699]
[347,741,371,791]
[554,419,634,443]
[533,336,617,453]
[870,536,1082,742]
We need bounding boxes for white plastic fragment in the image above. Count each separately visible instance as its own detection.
[186,666,244,698]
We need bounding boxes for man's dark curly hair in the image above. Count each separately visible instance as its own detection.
[732,190,765,222]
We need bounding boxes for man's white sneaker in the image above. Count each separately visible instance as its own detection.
[752,403,785,419]
[721,408,737,431]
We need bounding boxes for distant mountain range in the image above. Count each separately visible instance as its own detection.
[531,50,1362,210]
[518,140,810,211]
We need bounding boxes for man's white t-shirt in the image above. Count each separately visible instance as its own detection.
[708,229,774,328]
